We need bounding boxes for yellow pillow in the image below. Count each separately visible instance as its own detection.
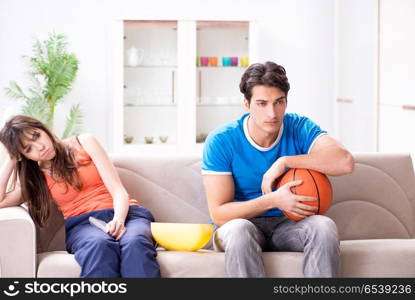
[150,222,214,251]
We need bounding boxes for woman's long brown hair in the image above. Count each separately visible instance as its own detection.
[0,115,82,227]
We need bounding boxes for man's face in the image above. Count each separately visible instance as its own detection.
[244,85,287,136]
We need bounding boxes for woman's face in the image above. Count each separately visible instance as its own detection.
[19,129,56,162]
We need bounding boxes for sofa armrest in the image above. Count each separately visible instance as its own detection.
[0,206,36,277]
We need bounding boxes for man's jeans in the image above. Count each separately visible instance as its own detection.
[213,215,340,277]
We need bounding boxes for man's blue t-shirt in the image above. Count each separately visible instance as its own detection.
[201,113,327,217]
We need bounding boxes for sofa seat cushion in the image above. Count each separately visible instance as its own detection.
[263,252,304,277]
[37,249,228,278]
[37,251,80,278]
[159,239,415,278]
[157,249,226,277]
[157,250,305,277]
[36,239,415,278]
[340,239,415,277]
[36,249,304,278]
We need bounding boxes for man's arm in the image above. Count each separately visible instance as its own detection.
[284,134,354,174]
[203,175,317,227]
[262,135,354,194]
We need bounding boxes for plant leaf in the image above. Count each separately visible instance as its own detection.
[5,32,80,135]
[62,104,83,139]
[21,97,50,125]
[31,33,78,104]
[4,81,28,100]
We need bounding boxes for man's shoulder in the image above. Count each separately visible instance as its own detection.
[283,112,304,123]
[202,116,247,171]
[283,112,318,130]
[206,115,245,143]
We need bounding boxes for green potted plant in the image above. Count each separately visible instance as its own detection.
[4,32,82,138]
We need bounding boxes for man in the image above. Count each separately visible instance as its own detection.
[201,61,354,277]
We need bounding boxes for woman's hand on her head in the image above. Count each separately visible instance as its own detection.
[0,143,15,163]
[106,219,126,240]
[0,144,22,205]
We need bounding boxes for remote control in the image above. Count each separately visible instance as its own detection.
[89,216,108,233]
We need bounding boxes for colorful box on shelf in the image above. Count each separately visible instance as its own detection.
[200,56,209,66]
[222,56,231,66]
[209,57,218,66]
[240,56,249,67]
[199,56,218,67]
[197,56,249,67]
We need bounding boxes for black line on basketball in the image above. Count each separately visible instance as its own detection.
[293,168,297,195]
[307,169,321,214]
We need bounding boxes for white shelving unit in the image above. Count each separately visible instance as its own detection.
[108,18,258,155]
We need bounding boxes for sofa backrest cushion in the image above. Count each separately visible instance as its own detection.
[111,155,210,224]
[327,153,415,240]
[37,155,210,252]
[36,153,415,252]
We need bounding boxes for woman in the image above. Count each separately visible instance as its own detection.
[0,115,160,278]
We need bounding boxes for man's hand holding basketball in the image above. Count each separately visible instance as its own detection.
[262,156,287,194]
[272,180,318,219]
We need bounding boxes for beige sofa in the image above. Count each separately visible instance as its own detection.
[1,153,415,278]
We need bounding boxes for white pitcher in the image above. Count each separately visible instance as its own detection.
[126,46,144,67]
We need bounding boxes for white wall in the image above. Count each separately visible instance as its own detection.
[0,0,335,151]
[0,0,108,145]
[335,0,378,152]
[378,0,415,157]
[256,1,335,132]
[107,0,336,150]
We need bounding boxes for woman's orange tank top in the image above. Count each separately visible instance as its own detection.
[44,136,139,219]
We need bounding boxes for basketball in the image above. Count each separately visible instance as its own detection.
[276,168,332,221]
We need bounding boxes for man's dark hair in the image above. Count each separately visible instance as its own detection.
[239,61,290,102]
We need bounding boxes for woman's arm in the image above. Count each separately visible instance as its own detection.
[78,134,129,240]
